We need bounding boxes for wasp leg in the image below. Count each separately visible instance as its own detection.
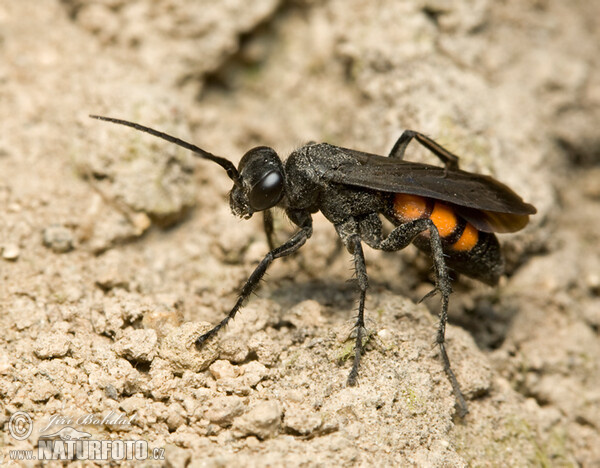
[196,222,313,346]
[389,130,460,172]
[263,209,276,251]
[346,234,369,387]
[365,217,468,416]
[333,218,371,386]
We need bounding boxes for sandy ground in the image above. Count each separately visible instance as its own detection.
[1,0,599,466]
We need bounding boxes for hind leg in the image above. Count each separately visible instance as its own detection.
[389,130,460,172]
[358,214,468,416]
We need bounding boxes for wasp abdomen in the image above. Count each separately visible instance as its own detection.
[392,193,503,284]
[393,193,478,252]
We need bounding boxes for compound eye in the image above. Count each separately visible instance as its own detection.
[248,170,284,211]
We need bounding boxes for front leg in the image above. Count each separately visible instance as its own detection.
[196,218,313,346]
[262,210,276,251]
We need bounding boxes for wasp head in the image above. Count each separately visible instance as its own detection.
[230,146,285,219]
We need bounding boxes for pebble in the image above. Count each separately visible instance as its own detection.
[232,400,281,440]
[209,360,239,380]
[42,224,74,253]
[248,331,279,367]
[283,405,322,436]
[218,336,249,363]
[114,329,158,362]
[205,395,245,426]
[159,322,219,372]
[166,403,186,431]
[0,355,13,374]
[240,361,268,387]
[33,331,71,358]
[2,243,20,261]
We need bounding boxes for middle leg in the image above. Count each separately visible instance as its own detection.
[334,218,370,387]
[263,209,276,251]
[346,234,368,387]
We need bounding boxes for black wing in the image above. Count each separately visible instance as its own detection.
[322,146,537,233]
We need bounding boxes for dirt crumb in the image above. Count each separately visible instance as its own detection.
[33,331,71,359]
[114,328,158,363]
[232,400,282,440]
[159,322,220,373]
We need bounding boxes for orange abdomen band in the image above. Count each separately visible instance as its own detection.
[393,194,479,252]
[393,193,428,221]
[430,202,458,238]
[451,222,478,251]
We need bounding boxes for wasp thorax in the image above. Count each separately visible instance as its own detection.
[230,147,285,217]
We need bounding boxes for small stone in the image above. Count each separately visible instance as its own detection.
[283,405,323,436]
[90,301,125,337]
[30,378,59,402]
[159,322,219,372]
[240,361,268,388]
[104,385,119,400]
[0,354,13,374]
[114,329,158,363]
[34,331,71,358]
[218,336,249,363]
[585,273,600,294]
[165,403,186,431]
[42,224,74,253]
[209,360,239,380]
[205,396,245,426]
[130,212,152,235]
[232,401,281,440]
[87,358,142,396]
[8,203,21,212]
[95,265,129,291]
[248,331,279,367]
[2,243,20,261]
[120,396,147,415]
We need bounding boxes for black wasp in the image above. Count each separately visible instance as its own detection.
[91,115,536,416]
